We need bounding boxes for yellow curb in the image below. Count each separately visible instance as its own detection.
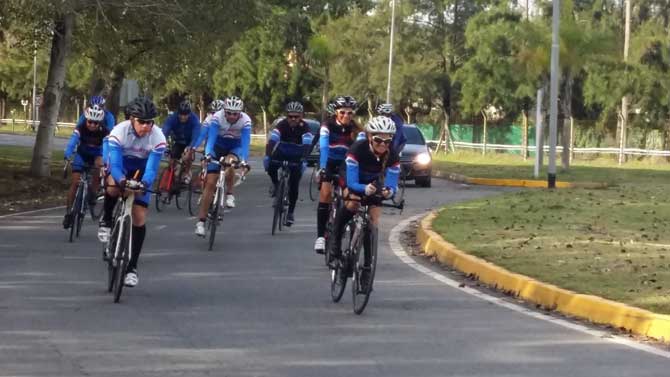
[433,170,608,189]
[418,211,670,342]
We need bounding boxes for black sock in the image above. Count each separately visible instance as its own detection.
[129,225,146,271]
[317,203,330,237]
[102,194,117,223]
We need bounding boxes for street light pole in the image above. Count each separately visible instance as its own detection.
[31,31,37,128]
[547,0,560,188]
[386,0,396,103]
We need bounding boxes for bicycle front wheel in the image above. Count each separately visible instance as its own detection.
[113,216,132,303]
[208,188,222,251]
[187,174,202,217]
[271,178,285,235]
[330,223,353,303]
[155,168,172,212]
[68,185,83,243]
[106,220,122,292]
[309,166,318,201]
[352,225,378,315]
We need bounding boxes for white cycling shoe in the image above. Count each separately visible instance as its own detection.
[195,221,206,237]
[124,270,138,287]
[314,237,326,254]
[98,227,111,243]
[225,194,236,208]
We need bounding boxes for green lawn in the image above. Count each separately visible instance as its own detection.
[431,151,670,314]
[433,150,670,185]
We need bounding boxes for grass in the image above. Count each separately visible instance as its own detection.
[0,145,68,215]
[433,150,670,185]
[433,184,670,314]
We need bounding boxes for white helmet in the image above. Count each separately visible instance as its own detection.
[376,103,394,116]
[285,101,304,113]
[223,96,244,112]
[84,105,105,122]
[365,116,396,134]
[210,99,225,113]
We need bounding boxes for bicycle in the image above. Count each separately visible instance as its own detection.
[322,172,344,267]
[308,165,319,201]
[63,160,104,242]
[187,159,205,217]
[102,178,150,303]
[330,193,403,315]
[202,158,246,251]
[155,149,189,212]
[271,160,302,235]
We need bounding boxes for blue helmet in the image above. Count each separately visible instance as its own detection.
[90,95,106,106]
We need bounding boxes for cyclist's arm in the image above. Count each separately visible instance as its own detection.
[204,120,220,156]
[102,136,109,165]
[64,128,80,159]
[391,114,407,151]
[142,147,165,187]
[383,161,401,196]
[189,115,202,148]
[108,140,125,183]
[345,154,366,194]
[240,124,251,161]
[302,131,314,158]
[161,116,174,139]
[193,123,209,150]
[319,126,329,169]
[267,128,281,157]
[105,111,116,132]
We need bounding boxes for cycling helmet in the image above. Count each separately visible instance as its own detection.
[223,96,244,112]
[90,95,106,106]
[177,100,192,115]
[126,96,158,120]
[209,99,225,113]
[333,95,358,110]
[376,103,394,116]
[365,116,396,134]
[285,101,304,113]
[84,105,105,122]
[326,102,336,115]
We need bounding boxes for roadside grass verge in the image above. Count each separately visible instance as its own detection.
[433,184,670,314]
[433,150,670,185]
[0,145,67,215]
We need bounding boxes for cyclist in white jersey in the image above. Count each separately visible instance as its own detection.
[193,99,225,150]
[98,97,167,288]
[195,96,251,237]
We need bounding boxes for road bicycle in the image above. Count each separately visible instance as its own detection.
[271,160,302,235]
[63,160,104,242]
[322,172,344,266]
[330,193,403,315]
[155,149,190,212]
[308,165,319,201]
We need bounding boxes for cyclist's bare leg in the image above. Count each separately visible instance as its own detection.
[198,172,219,220]
[90,157,103,196]
[224,154,238,195]
[131,205,147,226]
[319,181,333,204]
[67,172,81,209]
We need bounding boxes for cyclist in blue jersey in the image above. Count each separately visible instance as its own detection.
[98,96,167,288]
[329,116,400,284]
[74,95,115,132]
[195,96,252,236]
[376,103,407,153]
[161,100,201,184]
[192,99,225,150]
[314,95,364,254]
[62,105,109,228]
[263,101,314,226]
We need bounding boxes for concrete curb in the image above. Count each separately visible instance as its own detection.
[417,211,670,342]
[432,169,608,189]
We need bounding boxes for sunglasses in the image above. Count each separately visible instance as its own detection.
[136,118,154,126]
[372,136,392,145]
[287,115,302,120]
[225,111,240,117]
[337,110,354,116]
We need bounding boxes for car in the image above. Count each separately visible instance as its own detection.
[398,124,432,187]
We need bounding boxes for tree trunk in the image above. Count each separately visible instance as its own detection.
[107,67,125,120]
[522,110,528,160]
[560,75,574,171]
[30,12,74,177]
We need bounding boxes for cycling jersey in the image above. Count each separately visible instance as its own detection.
[108,120,167,205]
[161,112,201,148]
[267,119,313,161]
[64,123,109,159]
[193,113,216,148]
[205,111,252,161]
[389,113,407,152]
[318,118,365,169]
[75,110,115,132]
[345,139,400,196]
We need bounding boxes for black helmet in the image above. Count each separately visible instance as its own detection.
[177,100,192,115]
[127,96,157,120]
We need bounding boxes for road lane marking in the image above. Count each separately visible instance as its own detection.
[388,214,670,360]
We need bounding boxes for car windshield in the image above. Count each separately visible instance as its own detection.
[403,127,425,145]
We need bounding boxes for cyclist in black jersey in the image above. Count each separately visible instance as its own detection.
[329,117,400,282]
[314,95,365,254]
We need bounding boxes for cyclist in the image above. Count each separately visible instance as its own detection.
[193,99,225,150]
[98,96,167,288]
[329,116,400,288]
[160,100,201,184]
[62,105,109,228]
[75,95,116,132]
[376,103,407,153]
[195,96,251,236]
[314,95,364,254]
[263,101,314,226]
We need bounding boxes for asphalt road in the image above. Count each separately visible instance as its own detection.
[0,133,68,150]
[0,162,668,376]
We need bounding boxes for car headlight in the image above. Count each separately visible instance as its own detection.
[415,152,431,165]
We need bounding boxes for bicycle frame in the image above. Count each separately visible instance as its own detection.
[109,191,135,268]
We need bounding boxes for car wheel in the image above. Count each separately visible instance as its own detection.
[416,175,431,188]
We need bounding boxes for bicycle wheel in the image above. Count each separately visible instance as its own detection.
[187,174,202,217]
[68,185,83,243]
[271,178,285,235]
[90,188,104,220]
[106,220,121,292]
[113,216,131,303]
[155,168,172,212]
[352,225,378,315]
[330,223,352,303]
[208,188,221,251]
[392,170,407,207]
[309,166,318,201]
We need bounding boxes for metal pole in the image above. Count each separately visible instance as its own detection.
[534,89,543,178]
[32,31,37,129]
[619,0,631,165]
[386,0,396,103]
[547,0,561,188]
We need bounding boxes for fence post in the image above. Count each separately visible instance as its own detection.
[481,110,487,156]
[569,117,574,164]
[522,111,529,161]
